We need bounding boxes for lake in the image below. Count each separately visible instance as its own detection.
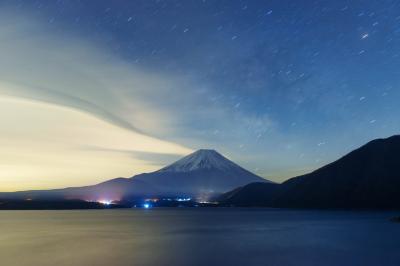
[0,208,399,266]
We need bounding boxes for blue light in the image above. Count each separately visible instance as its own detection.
[176,197,191,202]
[143,203,151,209]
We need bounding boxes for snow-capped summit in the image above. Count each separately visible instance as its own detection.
[157,149,241,173]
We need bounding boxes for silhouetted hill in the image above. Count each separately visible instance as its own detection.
[217,182,280,206]
[219,135,400,209]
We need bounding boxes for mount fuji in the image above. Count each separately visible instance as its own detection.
[0,149,270,201]
[133,149,269,197]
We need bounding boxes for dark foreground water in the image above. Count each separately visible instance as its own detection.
[0,209,399,266]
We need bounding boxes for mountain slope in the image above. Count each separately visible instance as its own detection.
[220,135,400,209]
[0,178,157,202]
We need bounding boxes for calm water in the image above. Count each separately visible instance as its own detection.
[0,208,399,266]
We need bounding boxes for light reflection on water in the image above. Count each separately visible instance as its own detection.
[0,209,399,266]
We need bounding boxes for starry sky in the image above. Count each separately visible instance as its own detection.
[0,0,399,191]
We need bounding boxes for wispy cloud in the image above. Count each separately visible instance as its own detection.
[0,11,179,136]
[0,9,271,142]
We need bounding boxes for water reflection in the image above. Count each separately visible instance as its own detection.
[0,209,399,266]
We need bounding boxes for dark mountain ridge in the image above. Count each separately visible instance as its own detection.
[219,135,400,209]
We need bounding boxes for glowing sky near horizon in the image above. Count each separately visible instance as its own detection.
[0,0,400,191]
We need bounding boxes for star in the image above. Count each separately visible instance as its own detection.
[361,33,369,39]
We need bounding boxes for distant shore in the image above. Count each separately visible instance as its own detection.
[0,199,221,210]
[0,199,126,210]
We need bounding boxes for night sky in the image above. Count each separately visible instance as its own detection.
[0,0,399,190]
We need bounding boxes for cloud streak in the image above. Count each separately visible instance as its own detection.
[0,11,177,136]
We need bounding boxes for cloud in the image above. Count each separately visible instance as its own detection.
[0,9,267,141]
[0,11,181,136]
[0,9,277,143]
